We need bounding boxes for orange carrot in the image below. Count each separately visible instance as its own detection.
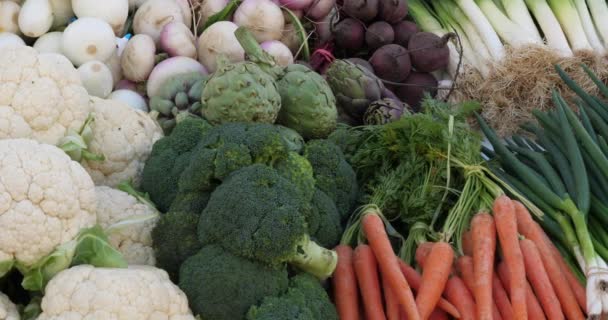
[383,273,400,320]
[415,242,434,269]
[428,309,448,320]
[492,271,514,320]
[353,245,386,320]
[493,196,527,320]
[520,238,565,320]
[497,261,546,320]
[362,214,421,320]
[512,201,585,320]
[455,255,502,320]
[462,229,473,256]
[444,276,476,320]
[416,242,454,319]
[333,245,360,320]
[397,260,461,318]
[471,213,497,320]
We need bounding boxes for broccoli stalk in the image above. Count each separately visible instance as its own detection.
[290,234,338,280]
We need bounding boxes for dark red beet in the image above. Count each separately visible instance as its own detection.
[365,21,395,51]
[392,21,418,48]
[333,18,366,51]
[378,0,407,23]
[342,0,378,22]
[347,58,375,73]
[408,31,451,72]
[392,71,438,112]
[368,44,411,82]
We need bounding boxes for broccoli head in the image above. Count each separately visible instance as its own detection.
[141,118,212,212]
[179,245,289,320]
[304,139,359,219]
[198,164,338,279]
[286,273,339,320]
[306,188,343,248]
[246,292,314,320]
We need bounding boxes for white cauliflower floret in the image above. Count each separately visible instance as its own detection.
[0,292,19,320]
[81,97,163,187]
[0,45,91,145]
[0,138,97,267]
[38,264,196,320]
[95,186,159,265]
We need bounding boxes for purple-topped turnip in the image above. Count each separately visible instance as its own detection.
[368,44,411,82]
[342,0,378,22]
[333,18,365,51]
[393,21,418,48]
[408,32,451,73]
[378,0,407,24]
[305,0,335,21]
[365,21,394,51]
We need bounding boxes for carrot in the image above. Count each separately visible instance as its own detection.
[520,238,565,320]
[493,196,527,320]
[362,214,421,320]
[353,245,386,320]
[497,261,546,320]
[333,245,360,320]
[397,260,461,318]
[513,201,585,320]
[382,273,400,320]
[471,213,497,320]
[428,309,448,320]
[492,271,514,320]
[415,242,454,319]
[415,242,434,269]
[462,229,473,256]
[444,276,476,320]
[455,255,502,320]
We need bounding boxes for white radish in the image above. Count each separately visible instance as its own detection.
[197,0,230,27]
[233,0,284,42]
[109,89,148,112]
[160,21,196,58]
[33,31,63,54]
[62,17,116,66]
[72,0,129,35]
[0,1,20,34]
[49,0,74,29]
[0,32,25,48]
[121,34,156,82]
[18,0,53,38]
[133,0,185,45]
[146,56,207,97]
[260,40,293,66]
[78,60,114,98]
[197,21,245,73]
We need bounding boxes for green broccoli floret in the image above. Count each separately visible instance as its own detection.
[198,164,338,280]
[274,152,315,201]
[304,139,359,220]
[179,245,289,320]
[286,273,339,320]
[151,211,202,281]
[246,292,314,320]
[141,118,212,212]
[306,189,343,248]
[275,125,306,153]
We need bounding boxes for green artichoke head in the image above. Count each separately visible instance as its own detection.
[363,98,409,125]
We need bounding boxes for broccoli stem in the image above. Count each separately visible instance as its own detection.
[290,234,338,280]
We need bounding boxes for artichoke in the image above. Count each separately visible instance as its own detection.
[325,59,385,124]
[276,64,338,139]
[149,72,208,134]
[363,98,409,125]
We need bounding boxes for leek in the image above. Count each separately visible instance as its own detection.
[524,0,573,55]
[501,0,543,42]
[572,0,605,53]
[476,0,542,46]
[454,0,506,59]
[586,0,608,46]
[547,0,593,51]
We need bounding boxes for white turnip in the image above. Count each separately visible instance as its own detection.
[72,0,129,35]
[33,31,63,54]
[121,34,156,82]
[0,1,20,35]
[109,89,148,111]
[160,21,196,58]
[261,40,293,66]
[197,0,230,27]
[233,0,284,42]
[18,0,53,38]
[104,51,123,87]
[78,60,114,98]
[133,0,185,45]
[49,0,74,29]
[62,17,117,66]
[146,56,207,97]
[197,21,244,73]
[0,32,25,48]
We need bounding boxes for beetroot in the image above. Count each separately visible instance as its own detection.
[342,0,378,22]
[378,0,407,23]
[365,21,394,51]
[333,18,366,51]
[347,58,375,73]
[368,44,411,82]
[393,21,418,48]
[408,31,450,72]
[392,71,438,112]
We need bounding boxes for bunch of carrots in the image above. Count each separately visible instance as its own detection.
[331,195,588,320]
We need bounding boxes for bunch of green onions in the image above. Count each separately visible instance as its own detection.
[409,0,608,79]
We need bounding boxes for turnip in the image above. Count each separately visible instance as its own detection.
[121,34,156,82]
[377,0,407,24]
[279,23,301,55]
[133,0,185,45]
[333,18,365,51]
[49,0,74,29]
[116,79,138,91]
[342,0,377,22]
[33,31,63,54]
[277,0,312,11]
[346,58,374,72]
[368,44,411,82]
[197,0,230,27]
[109,89,148,111]
[72,0,129,35]
[365,21,394,50]
[0,1,20,35]
[393,21,418,48]
[0,32,25,48]
[233,0,284,42]
[104,51,123,87]
[116,36,129,56]
[197,21,245,73]
[62,17,117,66]
[174,0,192,29]
[127,0,146,10]
[160,22,196,58]
[392,72,438,112]
[408,32,450,73]
[312,7,337,44]
[18,0,53,38]
[78,60,114,98]
[305,0,334,21]
[146,56,207,97]
[261,40,294,66]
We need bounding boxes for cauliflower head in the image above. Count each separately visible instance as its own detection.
[38,264,196,320]
[0,45,91,145]
[0,139,96,268]
[95,186,158,265]
[0,292,19,320]
[81,98,163,187]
